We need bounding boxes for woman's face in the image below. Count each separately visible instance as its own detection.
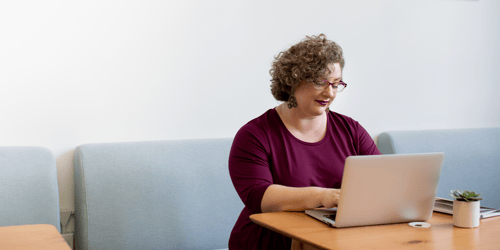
[293,63,342,117]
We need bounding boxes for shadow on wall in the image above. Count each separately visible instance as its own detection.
[56,150,75,211]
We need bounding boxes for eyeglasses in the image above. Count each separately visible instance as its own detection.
[312,80,347,92]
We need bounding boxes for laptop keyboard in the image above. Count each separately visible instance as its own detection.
[323,211,337,221]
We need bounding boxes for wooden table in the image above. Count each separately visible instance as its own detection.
[0,224,71,250]
[250,212,500,250]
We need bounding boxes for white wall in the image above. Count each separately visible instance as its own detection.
[1,0,499,211]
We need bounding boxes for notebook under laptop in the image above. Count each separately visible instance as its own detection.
[305,153,444,228]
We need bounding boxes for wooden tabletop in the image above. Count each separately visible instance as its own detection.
[0,224,71,250]
[250,212,500,250]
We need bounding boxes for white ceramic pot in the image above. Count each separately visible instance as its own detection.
[453,200,480,228]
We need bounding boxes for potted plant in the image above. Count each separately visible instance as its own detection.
[449,190,483,228]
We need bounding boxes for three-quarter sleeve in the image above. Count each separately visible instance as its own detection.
[229,122,273,214]
[353,120,382,155]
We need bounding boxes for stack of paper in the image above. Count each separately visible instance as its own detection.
[434,197,500,219]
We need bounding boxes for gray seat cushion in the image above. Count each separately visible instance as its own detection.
[74,138,243,250]
[0,147,60,230]
[377,128,500,209]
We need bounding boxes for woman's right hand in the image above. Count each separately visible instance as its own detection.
[261,185,341,212]
[319,188,341,208]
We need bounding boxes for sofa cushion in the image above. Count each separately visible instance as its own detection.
[0,147,60,230]
[377,128,500,209]
[74,138,243,250]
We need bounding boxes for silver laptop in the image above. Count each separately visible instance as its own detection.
[305,153,444,228]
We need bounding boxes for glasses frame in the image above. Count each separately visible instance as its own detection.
[315,80,347,92]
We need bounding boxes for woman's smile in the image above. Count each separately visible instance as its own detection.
[316,100,329,106]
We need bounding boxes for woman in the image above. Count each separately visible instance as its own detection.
[228,34,381,249]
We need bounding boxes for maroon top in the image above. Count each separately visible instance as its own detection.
[228,108,381,249]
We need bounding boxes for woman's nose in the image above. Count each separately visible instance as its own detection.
[324,85,336,97]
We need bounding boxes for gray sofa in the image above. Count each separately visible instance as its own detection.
[71,127,500,250]
[377,127,500,209]
[0,146,61,231]
[73,138,243,250]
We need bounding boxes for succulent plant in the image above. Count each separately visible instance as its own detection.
[449,189,483,202]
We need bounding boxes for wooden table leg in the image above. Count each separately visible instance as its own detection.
[291,239,323,250]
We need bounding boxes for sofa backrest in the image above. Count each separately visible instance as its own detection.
[74,138,243,250]
[0,146,61,230]
[377,127,500,209]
